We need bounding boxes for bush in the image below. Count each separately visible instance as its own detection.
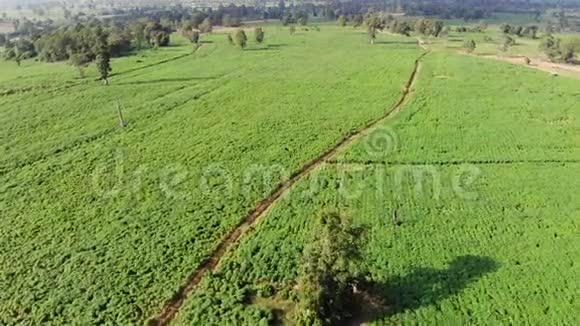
[254,27,264,43]
[463,39,476,53]
[234,29,247,49]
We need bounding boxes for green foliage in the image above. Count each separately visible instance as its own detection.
[174,51,580,325]
[256,284,275,298]
[69,52,91,78]
[183,29,200,45]
[500,35,516,52]
[337,15,348,27]
[463,39,476,53]
[199,18,213,33]
[296,212,364,325]
[94,28,111,84]
[289,25,296,35]
[353,15,363,28]
[3,38,36,65]
[234,29,248,49]
[222,14,241,28]
[414,19,444,37]
[296,11,309,26]
[538,35,578,63]
[390,20,412,36]
[0,33,6,47]
[254,27,265,44]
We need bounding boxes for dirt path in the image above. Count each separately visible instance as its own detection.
[477,54,580,79]
[147,50,430,326]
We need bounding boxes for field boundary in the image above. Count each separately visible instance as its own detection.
[148,49,430,325]
[326,158,580,166]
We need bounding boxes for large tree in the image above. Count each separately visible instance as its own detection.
[296,212,365,325]
[95,28,112,85]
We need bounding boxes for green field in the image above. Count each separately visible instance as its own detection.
[1,22,579,325]
[0,26,421,324]
[172,50,580,325]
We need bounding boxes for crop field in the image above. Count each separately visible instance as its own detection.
[1,17,579,326]
[0,26,423,324]
[172,51,580,325]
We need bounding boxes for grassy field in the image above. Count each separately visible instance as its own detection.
[0,25,422,324]
[1,20,579,326]
[173,51,580,325]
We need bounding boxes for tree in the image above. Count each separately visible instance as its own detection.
[254,27,264,43]
[95,28,112,85]
[337,15,347,27]
[501,35,515,52]
[130,22,146,50]
[463,39,476,53]
[234,29,247,49]
[368,26,376,44]
[540,35,561,62]
[199,18,213,33]
[296,11,309,26]
[415,19,427,35]
[289,25,296,35]
[69,52,91,78]
[0,33,6,47]
[353,15,363,28]
[390,20,411,36]
[227,34,234,45]
[296,212,365,325]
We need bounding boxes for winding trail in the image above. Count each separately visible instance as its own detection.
[148,49,430,326]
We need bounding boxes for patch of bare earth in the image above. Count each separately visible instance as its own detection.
[478,54,580,79]
[0,23,15,33]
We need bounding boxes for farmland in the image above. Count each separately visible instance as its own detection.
[174,49,580,325]
[0,26,422,324]
[1,8,580,326]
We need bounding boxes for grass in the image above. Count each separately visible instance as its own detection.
[172,49,580,325]
[0,25,422,324]
[2,20,579,326]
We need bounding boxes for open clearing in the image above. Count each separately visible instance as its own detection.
[1,22,579,326]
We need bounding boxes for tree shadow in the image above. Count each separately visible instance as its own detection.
[200,40,214,44]
[116,76,217,86]
[374,40,418,45]
[355,255,499,323]
[245,47,280,52]
[267,43,288,48]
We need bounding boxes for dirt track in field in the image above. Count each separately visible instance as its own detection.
[478,54,580,79]
[147,48,430,326]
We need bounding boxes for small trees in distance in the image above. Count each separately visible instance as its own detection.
[0,33,6,47]
[254,27,265,44]
[368,26,376,44]
[227,34,234,45]
[500,35,515,52]
[463,39,476,53]
[69,52,91,78]
[95,28,112,85]
[289,25,296,35]
[183,28,200,49]
[540,35,562,62]
[337,15,347,27]
[353,15,363,28]
[199,18,212,33]
[234,29,247,49]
